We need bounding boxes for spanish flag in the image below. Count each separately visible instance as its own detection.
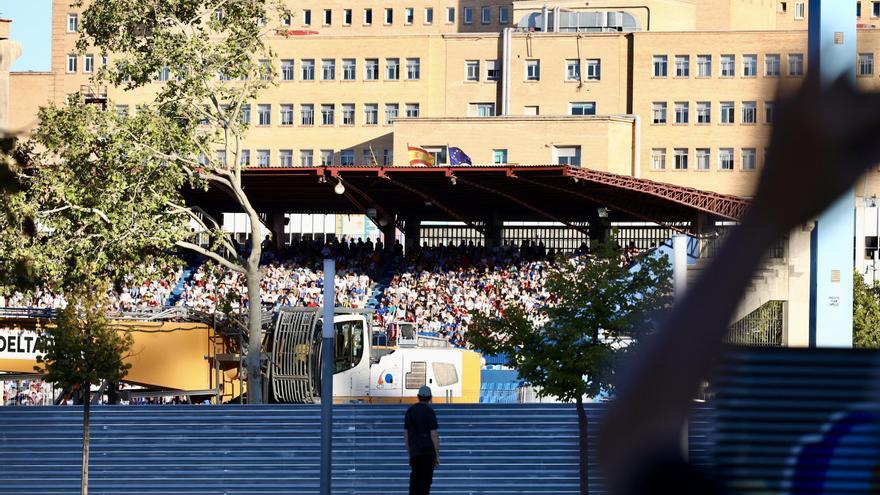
[408,146,435,166]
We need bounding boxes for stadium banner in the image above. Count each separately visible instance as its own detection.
[0,329,43,360]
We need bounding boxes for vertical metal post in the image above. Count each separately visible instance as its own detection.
[808,0,856,347]
[672,233,688,460]
[320,258,335,495]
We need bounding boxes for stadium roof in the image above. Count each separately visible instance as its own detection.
[185,165,750,231]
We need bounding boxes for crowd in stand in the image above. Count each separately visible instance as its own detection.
[376,241,561,347]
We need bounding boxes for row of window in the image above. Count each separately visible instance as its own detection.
[263,58,422,82]
[856,1,880,19]
[200,148,393,167]
[116,102,421,126]
[651,147,760,171]
[652,53,805,78]
[651,100,774,125]
[284,6,510,28]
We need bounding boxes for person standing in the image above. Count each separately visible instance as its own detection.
[404,386,440,495]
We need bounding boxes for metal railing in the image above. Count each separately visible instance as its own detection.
[725,300,784,347]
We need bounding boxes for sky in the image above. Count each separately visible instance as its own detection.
[1,0,52,71]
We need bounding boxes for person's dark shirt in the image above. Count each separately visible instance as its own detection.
[404,402,438,457]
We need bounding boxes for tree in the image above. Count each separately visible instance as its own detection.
[35,288,133,495]
[468,240,672,495]
[69,0,290,403]
[853,270,880,348]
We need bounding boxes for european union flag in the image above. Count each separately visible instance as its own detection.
[448,147,473,166]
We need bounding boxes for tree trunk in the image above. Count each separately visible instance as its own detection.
[576,396,589,495]
[81,380,90,495]
[246,218,263,404]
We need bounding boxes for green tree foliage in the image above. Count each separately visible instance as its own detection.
[35,288,133,495]
[0,134,37,291]
[853,270,880,348]
[469,240,672,494]
[69,0,289,403]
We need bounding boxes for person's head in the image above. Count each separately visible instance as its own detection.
[417,385,432,403]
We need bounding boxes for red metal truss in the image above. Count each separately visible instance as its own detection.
[563,168,751,221]
[382,176,486,234]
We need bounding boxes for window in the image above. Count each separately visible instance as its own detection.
[321,150,334,166]
[280,149,293,167]
[696,148,710,170]
[383,149,393,166]
[385,103,399,124]
[789,53,804,75]
[258,59,272,81]
[674,148,688,170]
[364,104,378,125]
[447,7,455,23]
[570,102,596,116]
[742,148,757,170]
[494,149,508,164]
[343,9,352,25]
[405,8,414,24]
[115,105,129,117]
[566,60,581,81]
[523,105,539,116]
[472,103,496,117]
[697,102,711,124]
[742,54,757,77]
[425,8,433,24]
[67,54,77,73]
[300,150,314,167]
[721,54,735,77]
[486,60,500,81]
[482,6,491,24]
[385,8,393,24]
[795,1,805,19]
[84,54,95,74]
[653,55,668,77]
[362,149,373,166]
[68,13,79,32]
[197,153,208,166]
[526,60,540,81]
[464,7,473,24]
[386,58,400,80]
[258,104,271,125]
[280,104,294,125]
[341,150,355,166]
[364,8,373,25]
[406,58,420,80]
[283,13,292,26]
[241,104,251,125]
[466,61,480,81]
[321,104,335,125]
[651,149,666,170]
[323,9,332,25]
[257,149,271,167]
[779,2,788,13]
[365,59,379,80]
[875,1,880,17]
[301,59,315,80]
[405,103,420,118]
[342,59,356,80]
[239,149,251,167]
[674,102,689,124]
[101,56,108,68]
[652,102,667,124]
[342,104,355,125]
[764,54,781,78]
[322,59,336,80]
[555,146,581,166]
[697,55,712,77]
[585,59,601,81]
[719,148,734,170]
[742,101,757,124]
[272,60,293,83]
[859,53,875,76]
[765,101,775,124]
[499,6,510,24]
[674,55,690,77]
[720,102,735,124]
[858,1,863,17]
[303,9,311,26]
[301,104,314,125]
